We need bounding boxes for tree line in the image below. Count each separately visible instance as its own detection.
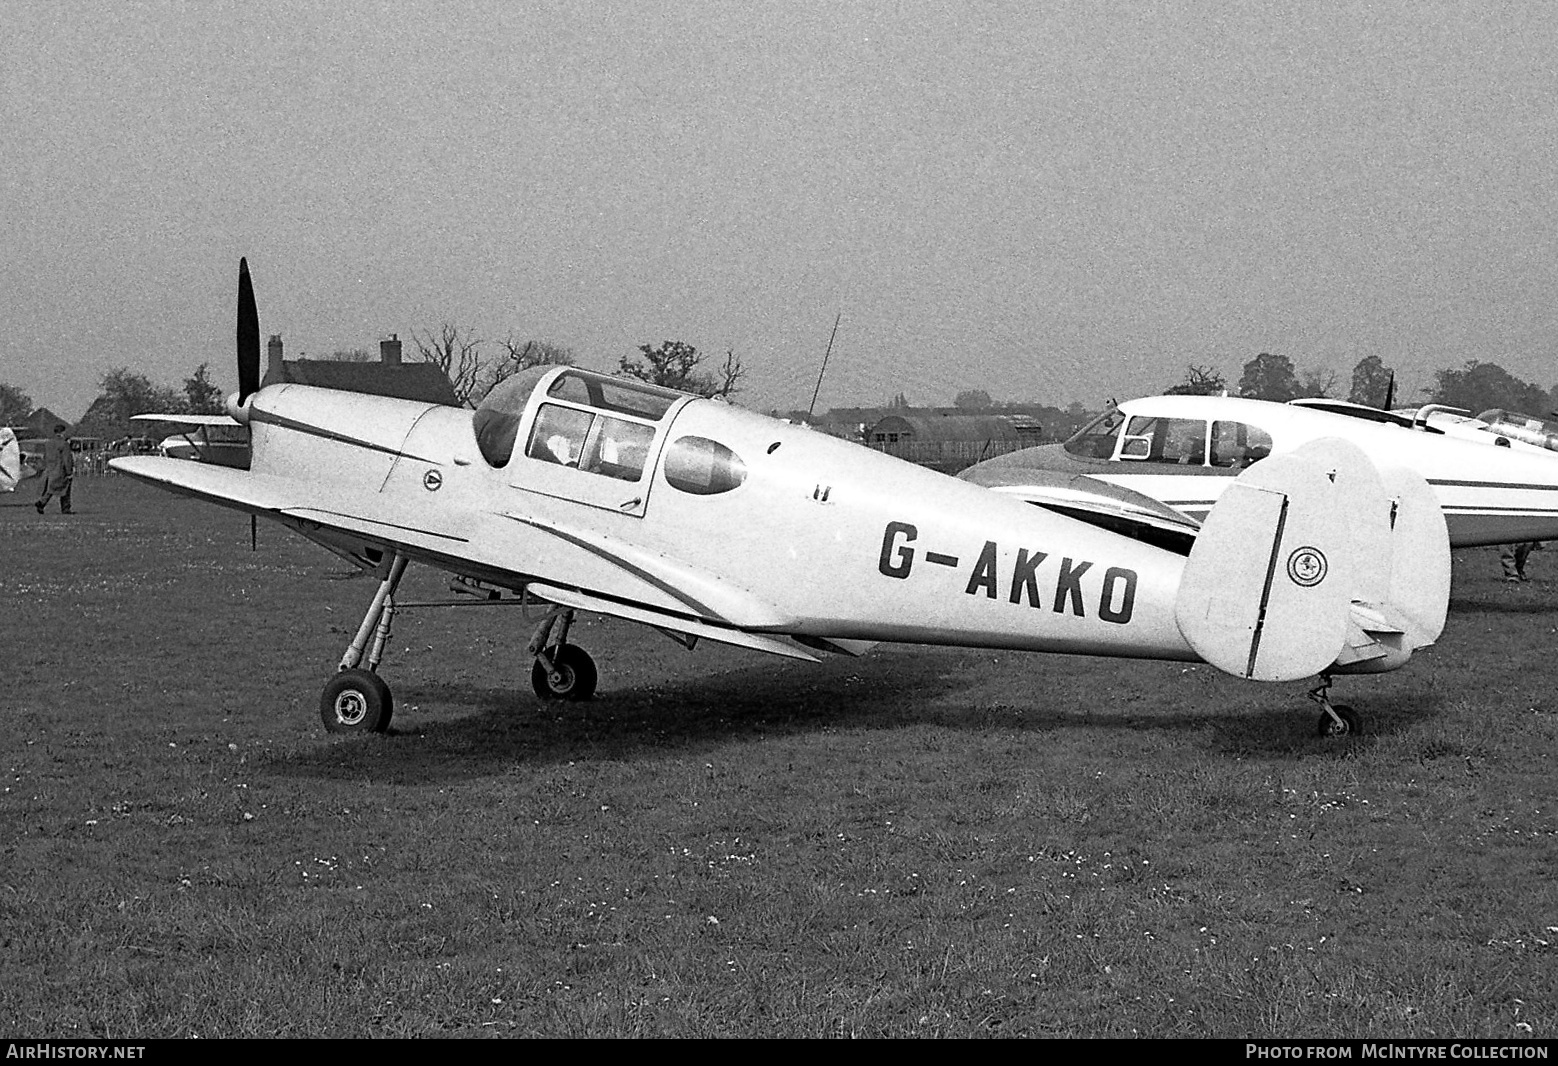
[1160,352,1558,418]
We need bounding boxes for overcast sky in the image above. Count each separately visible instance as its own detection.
[4,1,1556,420]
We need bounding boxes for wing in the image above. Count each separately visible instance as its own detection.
[961,465,1201,555]
[131,413,243,426]
[108,454,831,661]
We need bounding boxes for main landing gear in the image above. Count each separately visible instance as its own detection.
[320,555,407,734]
[318,554,601,735]
[527,605,598,702]
[1307,675,1362,738]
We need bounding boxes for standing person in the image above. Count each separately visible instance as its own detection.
[1501,541,1538,582]
[34,423,74,515]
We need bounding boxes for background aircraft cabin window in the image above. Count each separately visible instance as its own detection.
[1210,421,1274,468]
[1120,416,1208,465]
[1063,409,1126,458]
[527,404,595,467]
[663,436,747,495]
[547,370,680,421]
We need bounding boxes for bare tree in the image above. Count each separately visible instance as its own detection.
[1297,366,1339,399]
[1164,364,1227,396]
[472,337,576,403]
[412,325,483,405]
[618,340,744,398]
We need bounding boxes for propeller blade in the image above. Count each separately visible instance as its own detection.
[1383,370,1395,411]
[236,258,260,403]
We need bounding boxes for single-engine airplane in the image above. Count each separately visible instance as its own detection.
[112,262,1453,739]
[963,393,1558,548]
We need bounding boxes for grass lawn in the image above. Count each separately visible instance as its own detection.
[1,475,1554,1037]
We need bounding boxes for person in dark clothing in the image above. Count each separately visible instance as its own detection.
[35,423,74,515]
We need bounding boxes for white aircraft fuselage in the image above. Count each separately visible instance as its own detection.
[179,372,1196,663]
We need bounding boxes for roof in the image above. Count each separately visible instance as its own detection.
[268,360,462,407]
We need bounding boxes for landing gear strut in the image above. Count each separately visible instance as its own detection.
[320,554,407,734]
[1307,675,1361,738]
[528,606,598,701]
[315,558,602,733]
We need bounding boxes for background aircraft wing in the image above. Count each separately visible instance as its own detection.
[131,413,243,426]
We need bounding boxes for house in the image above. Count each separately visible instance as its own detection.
[262,335,462,407]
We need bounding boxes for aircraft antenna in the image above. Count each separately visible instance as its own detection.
[1383,371,1396,411]
[807,312,842,418]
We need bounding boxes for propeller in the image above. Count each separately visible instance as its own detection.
[236,258,260,404]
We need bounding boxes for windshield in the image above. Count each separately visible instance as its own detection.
[1063,409,1125,458]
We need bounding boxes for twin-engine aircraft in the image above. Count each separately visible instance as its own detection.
[112,262,1452,739]
[963,393,1558,549]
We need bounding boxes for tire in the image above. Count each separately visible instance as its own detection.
[1316,704,1361,738]
[531,644,598,702]
[320,669,394,734]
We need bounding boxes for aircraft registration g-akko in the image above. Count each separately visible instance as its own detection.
[112,262,1452,740]
[963,393,1558,549]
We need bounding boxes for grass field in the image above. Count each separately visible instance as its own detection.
[2,476,1554,1038]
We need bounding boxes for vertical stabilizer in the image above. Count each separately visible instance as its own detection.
[1173,438,1439,682]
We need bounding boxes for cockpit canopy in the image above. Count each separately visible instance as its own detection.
[473,367,683,470]
[470,366,750,499]
[1476,409,1558,452]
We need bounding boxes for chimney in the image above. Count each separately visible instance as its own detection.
[381,334,402,366]
[266,335,284,383]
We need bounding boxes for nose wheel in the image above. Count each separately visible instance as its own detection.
[1307,676,1362,737]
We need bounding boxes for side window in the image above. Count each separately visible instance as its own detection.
[581,417,656,482]
[664,436,747,495]
[1120,417,1208,464]
[1210,421,1273,468]
[527,404,595,467]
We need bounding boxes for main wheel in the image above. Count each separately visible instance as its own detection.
[531,644,598,702]
[1316,703,1361,738]
[320,669,394,734]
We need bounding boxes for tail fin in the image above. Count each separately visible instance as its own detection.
[1174,439,1448,681]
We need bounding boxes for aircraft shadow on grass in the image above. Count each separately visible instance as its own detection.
[1448,593,1556,616]
[263,653,1447,786]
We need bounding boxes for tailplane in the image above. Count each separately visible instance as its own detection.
[1174,439,1449,682]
